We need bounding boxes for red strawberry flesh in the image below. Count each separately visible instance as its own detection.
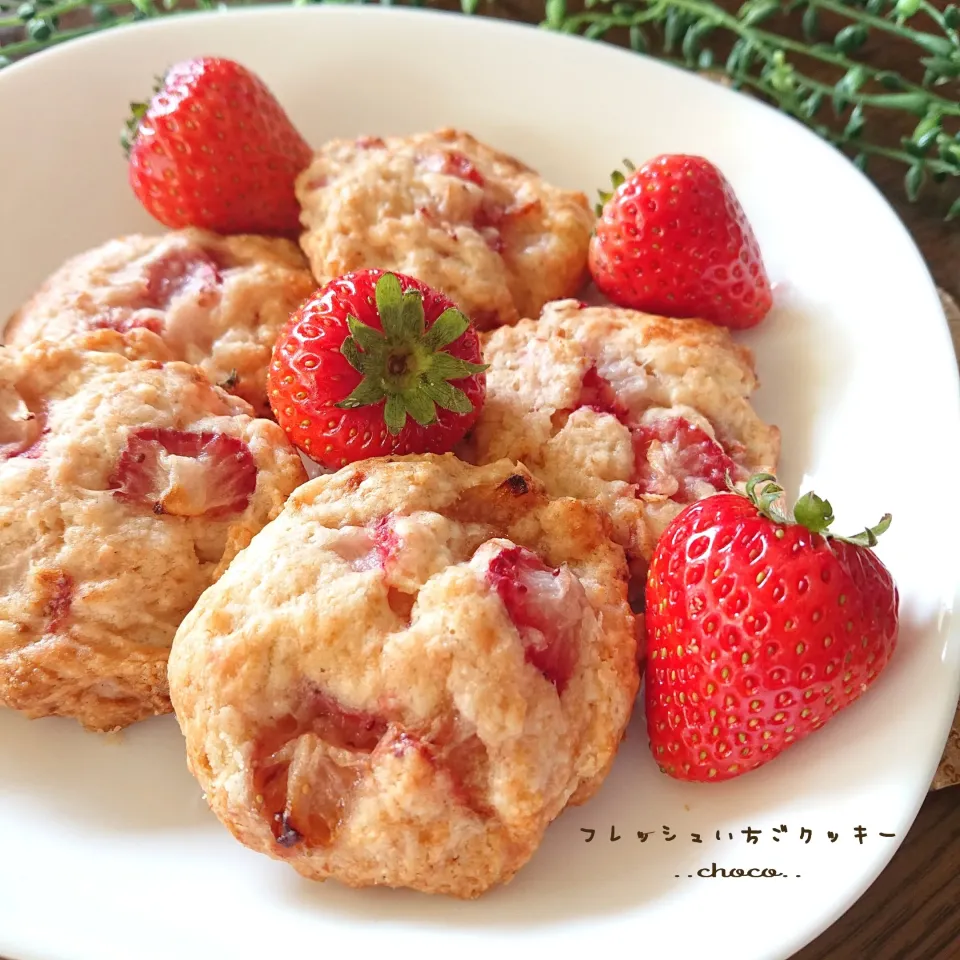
[486,545,583,693]
[252,688,389,848]
[141,246,223,309]
[576,365,631,423]
[108,428,257,518]
[633,417,736,502]
[423,151,485,187]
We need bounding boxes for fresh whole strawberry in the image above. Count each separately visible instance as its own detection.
[123,57,312,237]
[645,474,898,782]
[589,154,773,330]
[268,269,487,469]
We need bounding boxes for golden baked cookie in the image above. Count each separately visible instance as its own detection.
[0,330,306,732]
[295,128,593,330]
[3,229,316,417]
[169,454,638,899]
[461,300,780,584]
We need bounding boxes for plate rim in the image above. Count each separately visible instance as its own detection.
[0,8,958,960]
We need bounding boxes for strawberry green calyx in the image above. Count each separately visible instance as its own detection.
[337,273,488,436]
[738,473,892,548]
[119,72,167,157]
[594,158,636,216]
[120,101,148,157]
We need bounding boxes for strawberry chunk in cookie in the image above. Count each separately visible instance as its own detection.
[461,300,780,579]
[295,128,594,331]
[109,429,258,518]
[0,330,305,732]
[168,455,638,899]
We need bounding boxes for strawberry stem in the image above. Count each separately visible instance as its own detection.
[737,472,891,547]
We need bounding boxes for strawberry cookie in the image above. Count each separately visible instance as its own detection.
[462,300,780,584]
[0,330,306,732]
[295,128,594,331]
[3,230,316,417]
[168,455,638,898]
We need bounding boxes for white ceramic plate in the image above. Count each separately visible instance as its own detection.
[0,8,958,960]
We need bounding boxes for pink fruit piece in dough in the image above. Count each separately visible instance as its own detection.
[328,514,400,573]
[89,308,163,336]
[422,150,486,187]
[575,365,630,423]
[141,246,224,309]
[486,545,584,693]
[252,688,391,848]
[88,247,224,336]
[108,429,257,518]
[632,417,735,503]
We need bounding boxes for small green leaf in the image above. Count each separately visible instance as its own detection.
[912,33,955,57]
[17,1,35,19]
[399,291,426,341]
[698,48,714,69]
[383,394,407,435]
[427,353,489,382]
[839,514,892,547]
[832,83,851,116]
[664,7,687,52]
[877,71,905,91]
[341,337,366,374]
[26,16,50,39]
[946,197,960,221]
[740,0,780,26]
[346,316,386,355]
[905,162,926,201]
[894,0,920,17]
[402,390,437,427]
[844,103,865,138]
[945,4,960,28]
[629,24,648,52]
[793,491,835,535]
[920,55,960,80]
[915,127,941,153]
[801,90,823,118]
[865,0,886,13]
[374,273,405,341]
[937,139,960,165]
[870,91,931,113]
[682,19,716,64]
[801,4,818,40]
[423,308,471,351]
[422,379,474,414]
[585,19,613,39]
[834,24,868,53]
[544,0,565,29]
[460,0,478,13]
[726,37,745,73]
[853,152,868,172]
[336,377,387,410]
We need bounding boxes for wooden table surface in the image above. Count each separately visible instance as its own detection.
[1,2,958,959]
